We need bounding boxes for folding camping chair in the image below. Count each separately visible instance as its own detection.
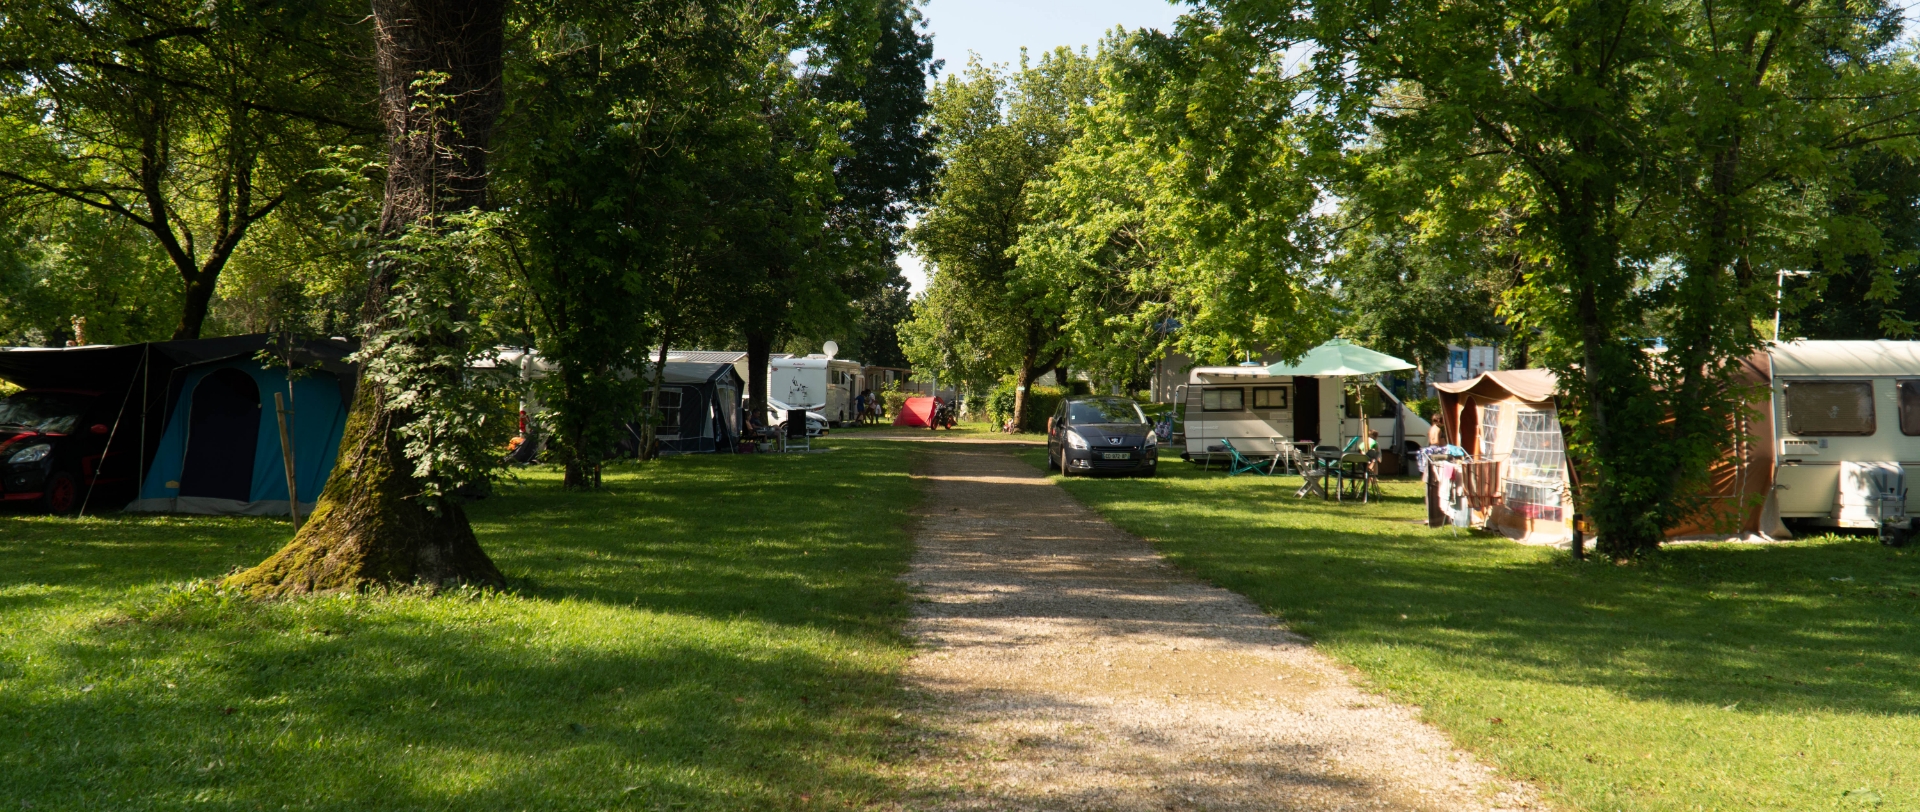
[1268,436,1302,475]
[1220,439,1275,476]
[1296,446,1341,499]
[782,409,810,452]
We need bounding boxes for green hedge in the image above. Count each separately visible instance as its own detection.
[987,382,1067,432]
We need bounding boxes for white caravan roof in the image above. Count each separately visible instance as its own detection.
[1771,340,1920,377]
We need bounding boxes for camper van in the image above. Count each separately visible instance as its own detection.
[1180,365,1431,464]
[765,353,864,427]
[1770,340,1920,536]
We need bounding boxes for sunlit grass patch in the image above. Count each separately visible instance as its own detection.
[0,439,921,811]
[1024,448,1920,812]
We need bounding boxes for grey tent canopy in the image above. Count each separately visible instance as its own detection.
[629,362,745,455]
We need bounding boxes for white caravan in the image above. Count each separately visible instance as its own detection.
[1769,340,1919,535]
[1180,365,1431,463]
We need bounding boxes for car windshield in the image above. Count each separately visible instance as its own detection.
[0,392,87,434]
[1068,398,1146,425]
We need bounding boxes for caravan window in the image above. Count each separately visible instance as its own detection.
[1252,386,1290,409]
[1784,381,1875,436]
[1201,388,1244,411]
[1901,381,1920,436]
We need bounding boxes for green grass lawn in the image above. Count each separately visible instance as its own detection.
[0,440,921,811]
[1023,449,1920,812]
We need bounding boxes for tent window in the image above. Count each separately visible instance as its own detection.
[1503,407,1566,522]
[652,389,683,434]
[1252,387,1289,409]
[1784,381,1875,436]
[1202,388,1244,411]
[1479,404,1501,457]
[1901,381,1920,436]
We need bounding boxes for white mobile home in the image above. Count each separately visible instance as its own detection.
[766,353,864,426]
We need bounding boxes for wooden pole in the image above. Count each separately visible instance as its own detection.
[274,392,300,527]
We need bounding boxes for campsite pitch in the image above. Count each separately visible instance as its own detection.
[0,442,920,811]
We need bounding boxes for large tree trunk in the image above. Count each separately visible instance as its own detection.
[746,329,773,427]
[226,0,506,596]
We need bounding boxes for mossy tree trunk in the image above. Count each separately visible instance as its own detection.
[226,0,507,596]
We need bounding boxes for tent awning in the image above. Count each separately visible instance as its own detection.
[1265,339,1414,377]
[1434,369,1559,404]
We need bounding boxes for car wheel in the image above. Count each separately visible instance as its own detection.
[41,470,78,514]
[1058,450,1074,477]
[1048,448,1059,470]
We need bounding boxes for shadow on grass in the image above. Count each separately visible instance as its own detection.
[471,441,918,641]
[1029,447,1920,718]
[0,438,923,811]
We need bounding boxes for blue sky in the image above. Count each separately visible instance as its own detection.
[898,0,1191,293]
[921,0,1188,79]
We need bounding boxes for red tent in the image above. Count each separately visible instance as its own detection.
[893,396,936,427]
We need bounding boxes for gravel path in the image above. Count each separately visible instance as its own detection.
[900,444,1545,812]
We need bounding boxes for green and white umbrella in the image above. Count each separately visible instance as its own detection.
[1264,339,1415,377]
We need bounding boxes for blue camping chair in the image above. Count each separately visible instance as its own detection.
[1220,439,1275,476]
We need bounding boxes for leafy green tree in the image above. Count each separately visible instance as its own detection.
[736,0,937,418]
[1784,148,1920,339]
[0,0,374,339]
[0,198,180,345]
[497,0,794,484]
[909,49,1100,430]
[1201,0,1920,556]
[1012,24,1331,392]
[227,0,511,595]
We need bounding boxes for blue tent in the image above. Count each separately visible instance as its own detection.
[128,356,351,516]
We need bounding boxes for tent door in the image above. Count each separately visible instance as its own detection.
[178,368,261,501]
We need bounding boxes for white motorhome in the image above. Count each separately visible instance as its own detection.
[765,352,864,427]
[1770,340,1919,535]
[1180,365,1431,463]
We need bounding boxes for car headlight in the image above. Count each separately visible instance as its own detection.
[1066,432,1089,449]
[1143,432,1157,448]
[8,443,51,464]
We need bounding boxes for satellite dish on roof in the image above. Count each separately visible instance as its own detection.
[822,340,839,359]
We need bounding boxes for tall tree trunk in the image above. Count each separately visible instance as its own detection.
[746,329,773,428]
[225,0,506,596]
[643,338,672,461]
[173,271,219,340]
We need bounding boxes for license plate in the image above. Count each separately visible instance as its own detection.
[1101,452,1131,460]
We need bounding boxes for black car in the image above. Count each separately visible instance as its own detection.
[1046,396,1158,477]
[0,389,132,513]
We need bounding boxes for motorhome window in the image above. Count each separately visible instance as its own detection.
[1202,388,1244,411]
[1784,381,1875,436]
[1069,398,1147,424]
[1901,381,1920,436]
[1344,386,1397,419]
[1252,387,1290,409]
[1479,404,1501,457]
